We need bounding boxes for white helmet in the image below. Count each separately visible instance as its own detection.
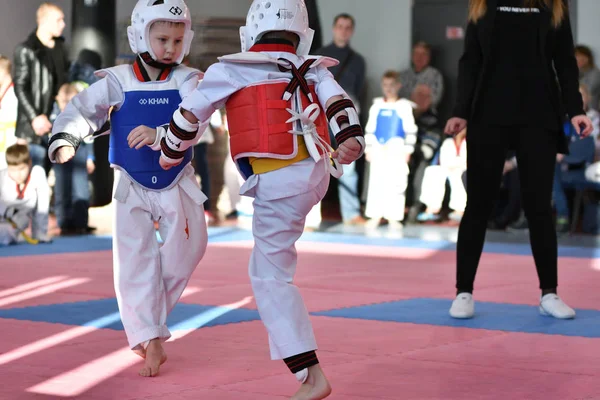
[240,0,314,56]
[127,0,194,65]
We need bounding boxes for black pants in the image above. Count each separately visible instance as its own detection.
[456,124,558,293]
[193,143,211,211]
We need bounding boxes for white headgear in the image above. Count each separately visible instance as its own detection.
[240,0,314,56]
[127,0,194,65]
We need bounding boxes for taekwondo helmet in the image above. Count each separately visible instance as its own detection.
[240,0,314,56]
[127,0,194,65]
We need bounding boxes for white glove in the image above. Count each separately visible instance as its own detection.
[4,206,30,232]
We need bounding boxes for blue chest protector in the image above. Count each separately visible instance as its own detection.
[374,108,406,144]
[109,89,193,190]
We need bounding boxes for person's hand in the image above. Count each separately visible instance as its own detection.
[4,206,29,231]
[332,138,362,164]
[31,115,52,136]
[86,159,95,174]
[128,125,157,149]
[159,156,182,170]
[556,154,565,163]
[444,117,467,136]
[503,160,515,175]
[55,146,75,164]
[571,115,593,137]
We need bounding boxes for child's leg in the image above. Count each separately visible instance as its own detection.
[249,173,329,368]
[383,155,410,223]
[418,165,448,212]
[112,173,170,351]
[364,145,384,222]
[448,170,467,213]
[155,167,208,314]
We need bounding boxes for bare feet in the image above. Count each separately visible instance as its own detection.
[133,348,146,359]
[138,339,167,377]
[290,364,332,400]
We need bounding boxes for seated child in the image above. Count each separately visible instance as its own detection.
[418,128,467,222]
[0,55,18,170]
[0,143,50,244]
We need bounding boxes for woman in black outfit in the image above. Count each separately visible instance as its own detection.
[445,0,593,319]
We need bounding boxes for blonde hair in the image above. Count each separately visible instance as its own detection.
[468,0,565,28]
[36,2,62,24]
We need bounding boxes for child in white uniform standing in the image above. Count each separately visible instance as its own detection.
[149,1,364,397]
[364,70,418,230]
[47,0,208,378]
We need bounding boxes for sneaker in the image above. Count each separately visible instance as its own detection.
[539,293,576,319]
[449,292,475,319]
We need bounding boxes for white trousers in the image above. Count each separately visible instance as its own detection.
[112,165,208,349]
[0,222,16,245]
[241,158,329,359]
[365,141,409,222]
[419,165,467,212]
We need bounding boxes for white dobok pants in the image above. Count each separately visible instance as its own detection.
[240,158,329,360]
[112,165,208,349]
[365,140,410,222]
[419,165,467,212]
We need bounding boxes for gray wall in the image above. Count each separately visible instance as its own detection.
[0,0,72,61]
[576,0,600,63]
[317,0,413,106]
[117,0,252,22]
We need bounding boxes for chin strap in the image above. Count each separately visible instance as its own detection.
[139,52,179,69]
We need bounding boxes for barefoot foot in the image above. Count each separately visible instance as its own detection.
[138,339,167,377]
[290,364,331,400]
[133,348,146,359]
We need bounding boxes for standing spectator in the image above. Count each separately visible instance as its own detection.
[315,13,367,225]
[50,83,94,235]
[0,55,18,170]
[194,110,223,225]
[13,2,68,172]
[575,45,600,110]
[445,0,593,320]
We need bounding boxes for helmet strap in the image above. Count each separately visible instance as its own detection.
[139,51,179,69]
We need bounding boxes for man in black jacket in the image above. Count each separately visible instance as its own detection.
[13,2,68,171]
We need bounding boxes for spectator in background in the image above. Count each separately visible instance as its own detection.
[553,84,600,233]
[315,13,367,225]
[13,2,68,173]
[194,110,223,225]
[400,42,445,222]
[364,70,417,231]
[0,143,51,245]
[575,45,600,110]
[0,55,18,170]
[50,82,94,235]
[417,128,467,223]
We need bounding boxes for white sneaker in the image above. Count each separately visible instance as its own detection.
[539,293,576,319]
[449,292,475,319]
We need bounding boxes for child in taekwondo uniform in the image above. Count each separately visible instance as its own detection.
[47,0,208,378]
[150,1,364,397]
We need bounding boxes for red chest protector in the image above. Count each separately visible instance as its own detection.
[226,81,330,161]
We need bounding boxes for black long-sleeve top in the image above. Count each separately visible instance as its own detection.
[453,0,584,136]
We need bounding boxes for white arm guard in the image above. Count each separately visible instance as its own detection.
[160,108,200,165]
